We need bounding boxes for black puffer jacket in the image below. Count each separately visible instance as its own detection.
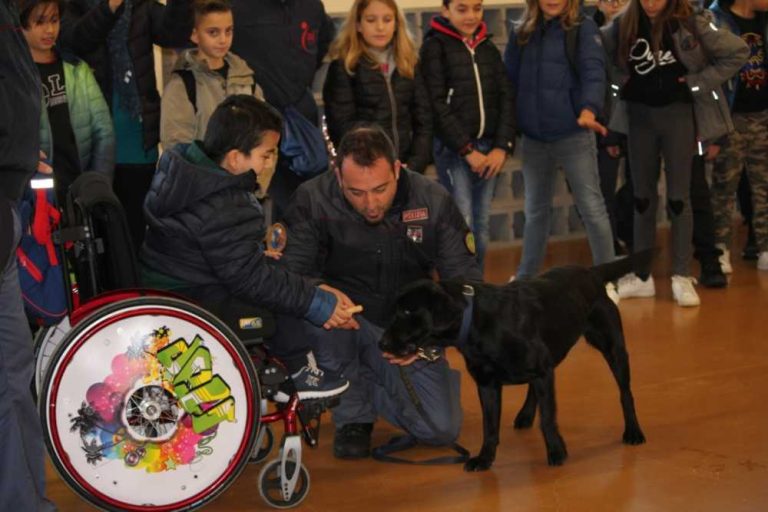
[420,17,516,153]
[60,0,194,150]
[281,169,483,327]
[140,143,317,316]
[323,58,432,173]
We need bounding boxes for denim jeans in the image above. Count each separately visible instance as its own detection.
[433,138,497,269]
[517,130,615,278]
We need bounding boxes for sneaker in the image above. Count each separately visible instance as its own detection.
[334,422,373,459]
[605,282,620,305]
[699,259,727,288]
[716,244,733,274]
[617,273,656,299]
[671,275,700,307]
[758,252,768,271]
[289,352,349,401]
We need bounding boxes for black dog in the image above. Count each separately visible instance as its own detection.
[379,258,646,471]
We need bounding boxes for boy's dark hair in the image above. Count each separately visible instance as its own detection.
[202,95,283,165]
[336,124,397,173]
[19,0,62,29]
[193,0,232,24]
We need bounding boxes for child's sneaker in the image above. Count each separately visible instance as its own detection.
[671,275,700,307]
[605,282,620,305]
[757,251,768,271]
[289,352,349,401]
[716,243,733,274]
[617,273,656,299]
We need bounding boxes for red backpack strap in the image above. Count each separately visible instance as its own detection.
[31,188,61,266]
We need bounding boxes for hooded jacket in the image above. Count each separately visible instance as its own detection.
[59,0,194,151]
[323,57,432,173]
[603,10,749,142]
[419,17,516,153]
[281,169,483,327]
[38,50,115,180]
[141,142,333,324]
[160,50,264,150]
[505,17,607,142]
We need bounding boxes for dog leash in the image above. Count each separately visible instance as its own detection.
[372,286,475,465]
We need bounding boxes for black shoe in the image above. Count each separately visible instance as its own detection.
[699,260,727,288]
[333,423,373,459]
[743,243,759,261]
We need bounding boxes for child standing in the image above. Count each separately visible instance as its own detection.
[604,0,748,306]
[709,0,768,272]
[160,0,263,150]
[323,0,431,174]
[21,0,114,206]
[504,0,616,291]
[420,0,516,269]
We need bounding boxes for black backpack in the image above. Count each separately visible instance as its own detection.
[174,69,258,113]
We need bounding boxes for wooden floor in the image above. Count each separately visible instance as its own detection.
[46,227,768,511]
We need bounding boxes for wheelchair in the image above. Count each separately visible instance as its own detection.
[33,174,331,510]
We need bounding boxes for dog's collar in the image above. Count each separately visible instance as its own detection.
[456,284,475,349]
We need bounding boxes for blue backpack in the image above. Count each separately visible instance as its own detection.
[279,106,330,177]
[16,176,68,326]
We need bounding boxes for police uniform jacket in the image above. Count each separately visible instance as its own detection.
[281,169,483,327]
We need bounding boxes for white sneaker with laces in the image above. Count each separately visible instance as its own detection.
[671,275,700,307]
[757,251,768,271]
[617,273,656,299]
[605,282,620,305]
[716,243,733,274]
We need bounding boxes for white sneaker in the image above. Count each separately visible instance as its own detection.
[671,275,700,307]
[716,243,733,274]
[605,282,620,305]
[617,273,656,299]
[758,252,768,271]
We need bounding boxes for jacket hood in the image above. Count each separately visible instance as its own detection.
[174,49,256,80]
[145,143,258,218]
[427,16,488,49]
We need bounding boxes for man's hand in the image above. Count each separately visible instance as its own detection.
[382,351,420,366]
[482,148,507,179]
[465,150,487,174]
[320,284,361,330]
[38,151,52,174]
[264,249,283,260]
[577,109,608,137]
[705,144,721,161]
[108,0,124,13]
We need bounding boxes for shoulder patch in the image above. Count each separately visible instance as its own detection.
[266,222,287,252]
[465,232,476,255]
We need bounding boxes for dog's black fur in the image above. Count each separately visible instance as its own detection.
[379,257,646,471]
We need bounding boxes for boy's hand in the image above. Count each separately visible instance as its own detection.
[264,249,283,260]
[382,352,420,366]
[38,151,52,174]
[705,144,721,161]
[577,109,608,137]
[482,148,507,179]
[465,150,487,174]
[320,284,361,330]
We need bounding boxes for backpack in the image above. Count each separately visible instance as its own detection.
[174,68,258,113]
[16,176,68,326]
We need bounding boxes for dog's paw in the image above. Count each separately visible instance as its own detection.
[546,446,568,466]
[513,412,535,429]
[623,428,646,445]
[464,456,494,472]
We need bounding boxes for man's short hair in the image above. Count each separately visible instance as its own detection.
[193,0,232,25]
[202,95,283,165]
[19,0,62,28]
[335,125,397,173]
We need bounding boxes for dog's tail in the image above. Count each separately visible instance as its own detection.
[592,248,656,283]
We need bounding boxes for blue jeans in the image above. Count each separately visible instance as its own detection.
[518,130,615,278]
[0,206,56,511]
[433,138,497,269]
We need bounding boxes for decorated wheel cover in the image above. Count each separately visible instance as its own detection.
[40,297,259,512]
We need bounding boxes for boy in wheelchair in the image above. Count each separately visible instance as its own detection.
[140,94,360,402]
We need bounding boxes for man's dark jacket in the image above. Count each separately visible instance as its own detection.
[282,169,483,327]
[59,0,193,150]
[140,143,318,317]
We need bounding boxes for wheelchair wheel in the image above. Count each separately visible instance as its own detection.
[34,316,71,396]
[249,425,274,464]
[258,459,310,509]
[40,296,260,512]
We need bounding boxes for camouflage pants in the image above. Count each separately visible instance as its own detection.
[711,110,768,252]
